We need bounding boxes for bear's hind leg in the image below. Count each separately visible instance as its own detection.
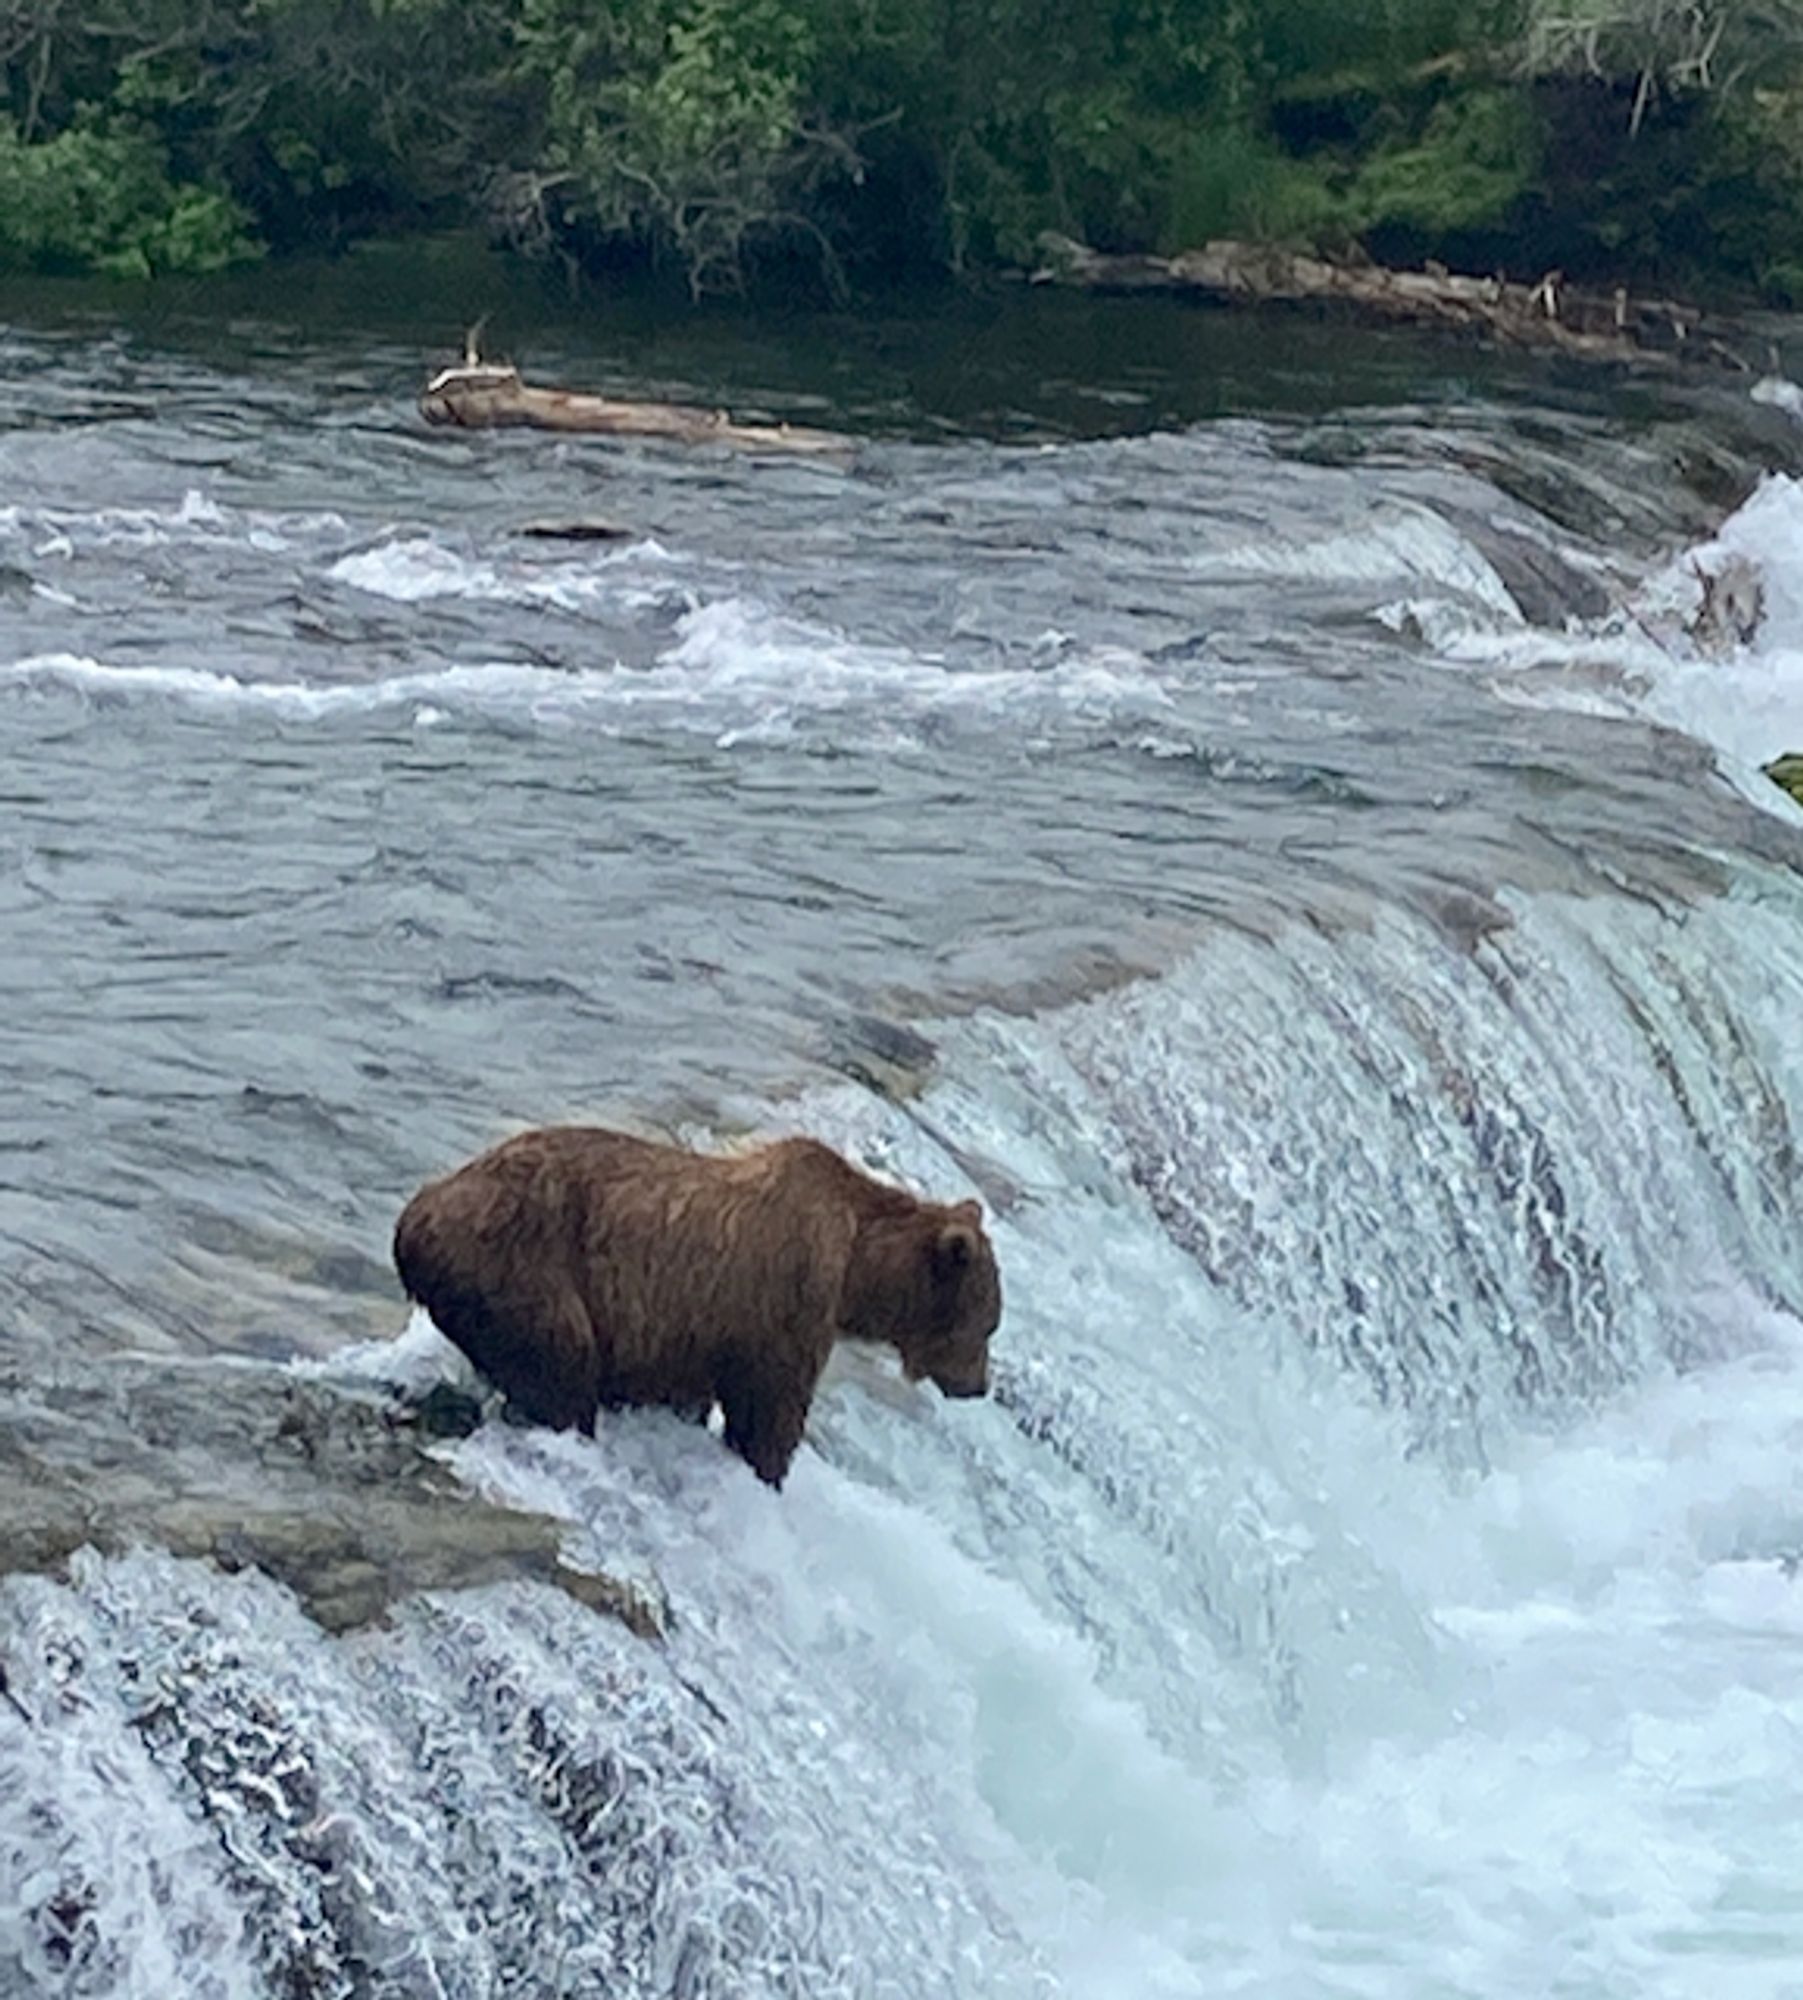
[432,1280,601,1434]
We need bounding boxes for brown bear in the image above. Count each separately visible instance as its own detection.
[392,1125,1001,1486]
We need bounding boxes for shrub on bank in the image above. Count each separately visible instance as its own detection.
[0,120,258,276]
[3,0,1802,302]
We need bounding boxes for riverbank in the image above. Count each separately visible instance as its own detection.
[10,0,1803,316]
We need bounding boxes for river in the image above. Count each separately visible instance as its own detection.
[4,239,1803,1997]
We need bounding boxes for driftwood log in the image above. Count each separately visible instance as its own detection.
[1030,233,1760,373]
[419,360,853,456]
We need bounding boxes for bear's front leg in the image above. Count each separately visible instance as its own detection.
[717,1356,812,1488]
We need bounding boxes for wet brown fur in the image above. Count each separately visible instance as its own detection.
[392,1126,1001,1486]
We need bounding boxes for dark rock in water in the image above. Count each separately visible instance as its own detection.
[1412,879,1515,954]
[436,967,587,1003]
[517,516,636,541]
[1287,427,1369,468]
[0,1353,664,1641]
[826,1012,940,1101]
[823,1011,1031,1214]
[398,1379,490,1438]
[1445,508,1613,626]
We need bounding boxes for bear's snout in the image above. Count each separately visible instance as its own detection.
[931,1360,990,1400]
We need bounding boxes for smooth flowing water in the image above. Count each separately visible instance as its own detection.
[5,244,1803,1997]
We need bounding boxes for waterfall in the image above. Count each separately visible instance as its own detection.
[9,857,1803,1997]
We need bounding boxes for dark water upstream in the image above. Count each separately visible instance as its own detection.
[8,243,1803,1996]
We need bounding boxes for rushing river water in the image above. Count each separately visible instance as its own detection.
[7,242,1803,1997]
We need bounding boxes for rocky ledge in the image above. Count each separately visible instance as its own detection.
[0,1350,664,1641]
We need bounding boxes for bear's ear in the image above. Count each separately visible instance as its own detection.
[932,1218,979,1280]
[950,1198,983,1224]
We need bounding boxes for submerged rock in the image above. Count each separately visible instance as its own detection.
[825,1010,941,1102]
[1690,553,1765,651]
[517,515,635,541]
[405,1378,489,1439]
[1442,506,1614,626]
[0,1352,664,1641]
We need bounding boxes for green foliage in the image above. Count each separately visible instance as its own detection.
[1254,0,1491,89]
[1163,124,1342,246]
[0,119,259,275]
[9,0,522,253]
[1657,83,1803,294]
[514,0,849,291]
[4,0,1803,296]
[1342,87,1542,236]
[1510,0,1803,292]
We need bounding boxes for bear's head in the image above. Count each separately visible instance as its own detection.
[838,1198,1001,1398]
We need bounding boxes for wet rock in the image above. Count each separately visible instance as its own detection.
[825,1011,940,1102]
[0,1354,664,1641]
[1412,879,1515,954]
[1459,516,1613,626]
[1690,554,1765,651]
[402,1380,489,1439]
[517,516,635,541]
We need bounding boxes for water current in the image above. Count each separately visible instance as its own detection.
[6,245,1803,1996]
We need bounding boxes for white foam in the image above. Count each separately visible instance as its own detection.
[1397,456,1803,803]
[0,650,618,722]
[292,1305,475,1398]
[1598,469,1803,782]
[1232,1301,1803,1992]
[0,593,1175,749]
[443,1415,1237,1992]
[0,1579,271,2000]
[1751,373,1803,423]
[174,487,226,528]
[329,533,682,612]
[330,535,480,603]
[0,488,339,555]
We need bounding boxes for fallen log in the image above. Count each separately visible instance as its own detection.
[419,359,853,456]
[1029,232,1760,373]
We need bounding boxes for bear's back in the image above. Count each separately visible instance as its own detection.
[396,1125,869,1333]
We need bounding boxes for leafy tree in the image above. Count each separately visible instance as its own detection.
[508,0,860,292]
[2,0,1802,297]
[0,115,257,274]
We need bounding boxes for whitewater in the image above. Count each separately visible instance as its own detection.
[4,277,1803,1998]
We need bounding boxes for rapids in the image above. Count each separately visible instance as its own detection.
[3,254,1803,1996]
